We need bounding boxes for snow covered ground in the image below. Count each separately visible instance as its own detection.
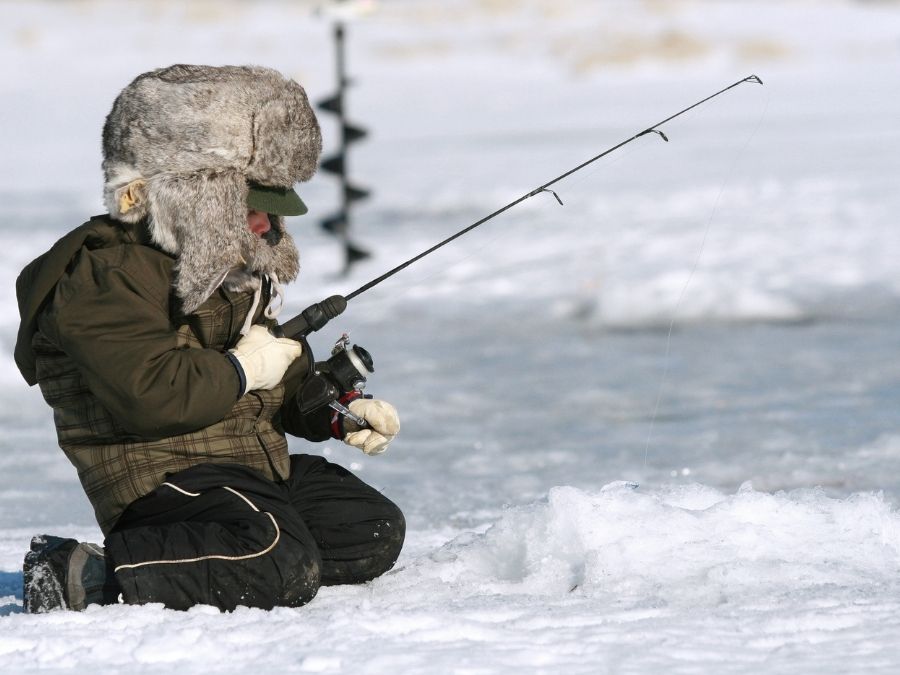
[2,0,900,672]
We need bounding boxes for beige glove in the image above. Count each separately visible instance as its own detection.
[229,325,302,393]
[343,399,400,455]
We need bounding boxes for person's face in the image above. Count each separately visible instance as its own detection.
[246,209,271,238]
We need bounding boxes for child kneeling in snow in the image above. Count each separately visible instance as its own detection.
[15,65,404,612]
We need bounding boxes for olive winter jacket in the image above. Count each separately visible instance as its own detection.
[15,215,328,534]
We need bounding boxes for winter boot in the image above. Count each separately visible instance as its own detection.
[23,535,117,613]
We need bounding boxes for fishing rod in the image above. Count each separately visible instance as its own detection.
[278,74,763,423]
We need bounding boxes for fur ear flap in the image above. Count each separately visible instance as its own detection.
[146,169,248,313]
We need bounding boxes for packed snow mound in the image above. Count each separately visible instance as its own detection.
[398,482,900,602]
[5,483,900,673]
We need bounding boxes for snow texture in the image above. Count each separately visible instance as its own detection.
[2,0,900,672]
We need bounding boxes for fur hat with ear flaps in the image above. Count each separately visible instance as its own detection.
[102,64,322,313]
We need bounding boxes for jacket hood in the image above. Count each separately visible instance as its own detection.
[15,216,151,385]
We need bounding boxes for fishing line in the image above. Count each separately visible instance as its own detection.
[642,88,772,469]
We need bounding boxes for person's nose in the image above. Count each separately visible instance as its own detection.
[247,211,271,237]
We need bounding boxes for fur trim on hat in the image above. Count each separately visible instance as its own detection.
[102,64,319,313]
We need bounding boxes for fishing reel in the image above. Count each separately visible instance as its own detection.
[275,295,373,425]
[297,333,374,427]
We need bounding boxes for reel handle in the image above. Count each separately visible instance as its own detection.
[277,295,348,339]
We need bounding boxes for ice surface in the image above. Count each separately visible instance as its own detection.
[2,0,900,672]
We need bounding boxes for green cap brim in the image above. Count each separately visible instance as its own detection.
[246,183,308,216]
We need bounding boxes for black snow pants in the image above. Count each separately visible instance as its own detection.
[104,455,405,611]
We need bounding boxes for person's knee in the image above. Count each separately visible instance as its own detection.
[362,497,406,579]
[321,501,406,586]
[277,543,321,607]
[375,502,406,574]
